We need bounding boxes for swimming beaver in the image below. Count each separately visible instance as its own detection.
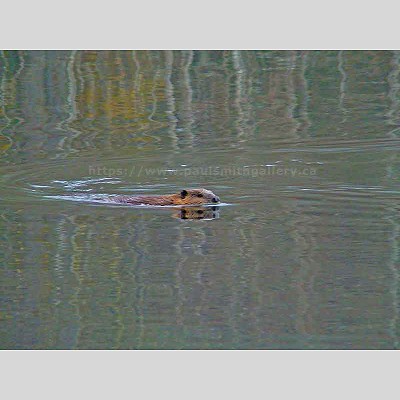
[111,188,220,206]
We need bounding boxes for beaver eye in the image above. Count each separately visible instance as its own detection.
[197,194,203,198]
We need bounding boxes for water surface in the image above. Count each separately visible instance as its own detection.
[1,51,399,349]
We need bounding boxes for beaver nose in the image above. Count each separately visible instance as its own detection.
[212,196,220,203]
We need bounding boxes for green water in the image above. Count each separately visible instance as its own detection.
[0,50,399,349]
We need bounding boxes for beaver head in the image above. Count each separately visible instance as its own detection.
[173,188,220,205]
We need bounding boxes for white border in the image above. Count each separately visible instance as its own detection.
[3,1,400,49]
[1,350,399,399]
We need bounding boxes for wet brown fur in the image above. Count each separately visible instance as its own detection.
[111,188,220,206]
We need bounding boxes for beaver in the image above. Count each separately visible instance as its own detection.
[111,188,220,206]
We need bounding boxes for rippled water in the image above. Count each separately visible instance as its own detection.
[1,51,399,349]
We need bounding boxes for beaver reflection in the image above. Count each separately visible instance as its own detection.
[174,206,220,220]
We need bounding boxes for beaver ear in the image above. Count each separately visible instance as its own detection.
[180,189,188,199]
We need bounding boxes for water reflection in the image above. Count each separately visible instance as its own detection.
[174,206,220,220]
[0,51,399,349]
